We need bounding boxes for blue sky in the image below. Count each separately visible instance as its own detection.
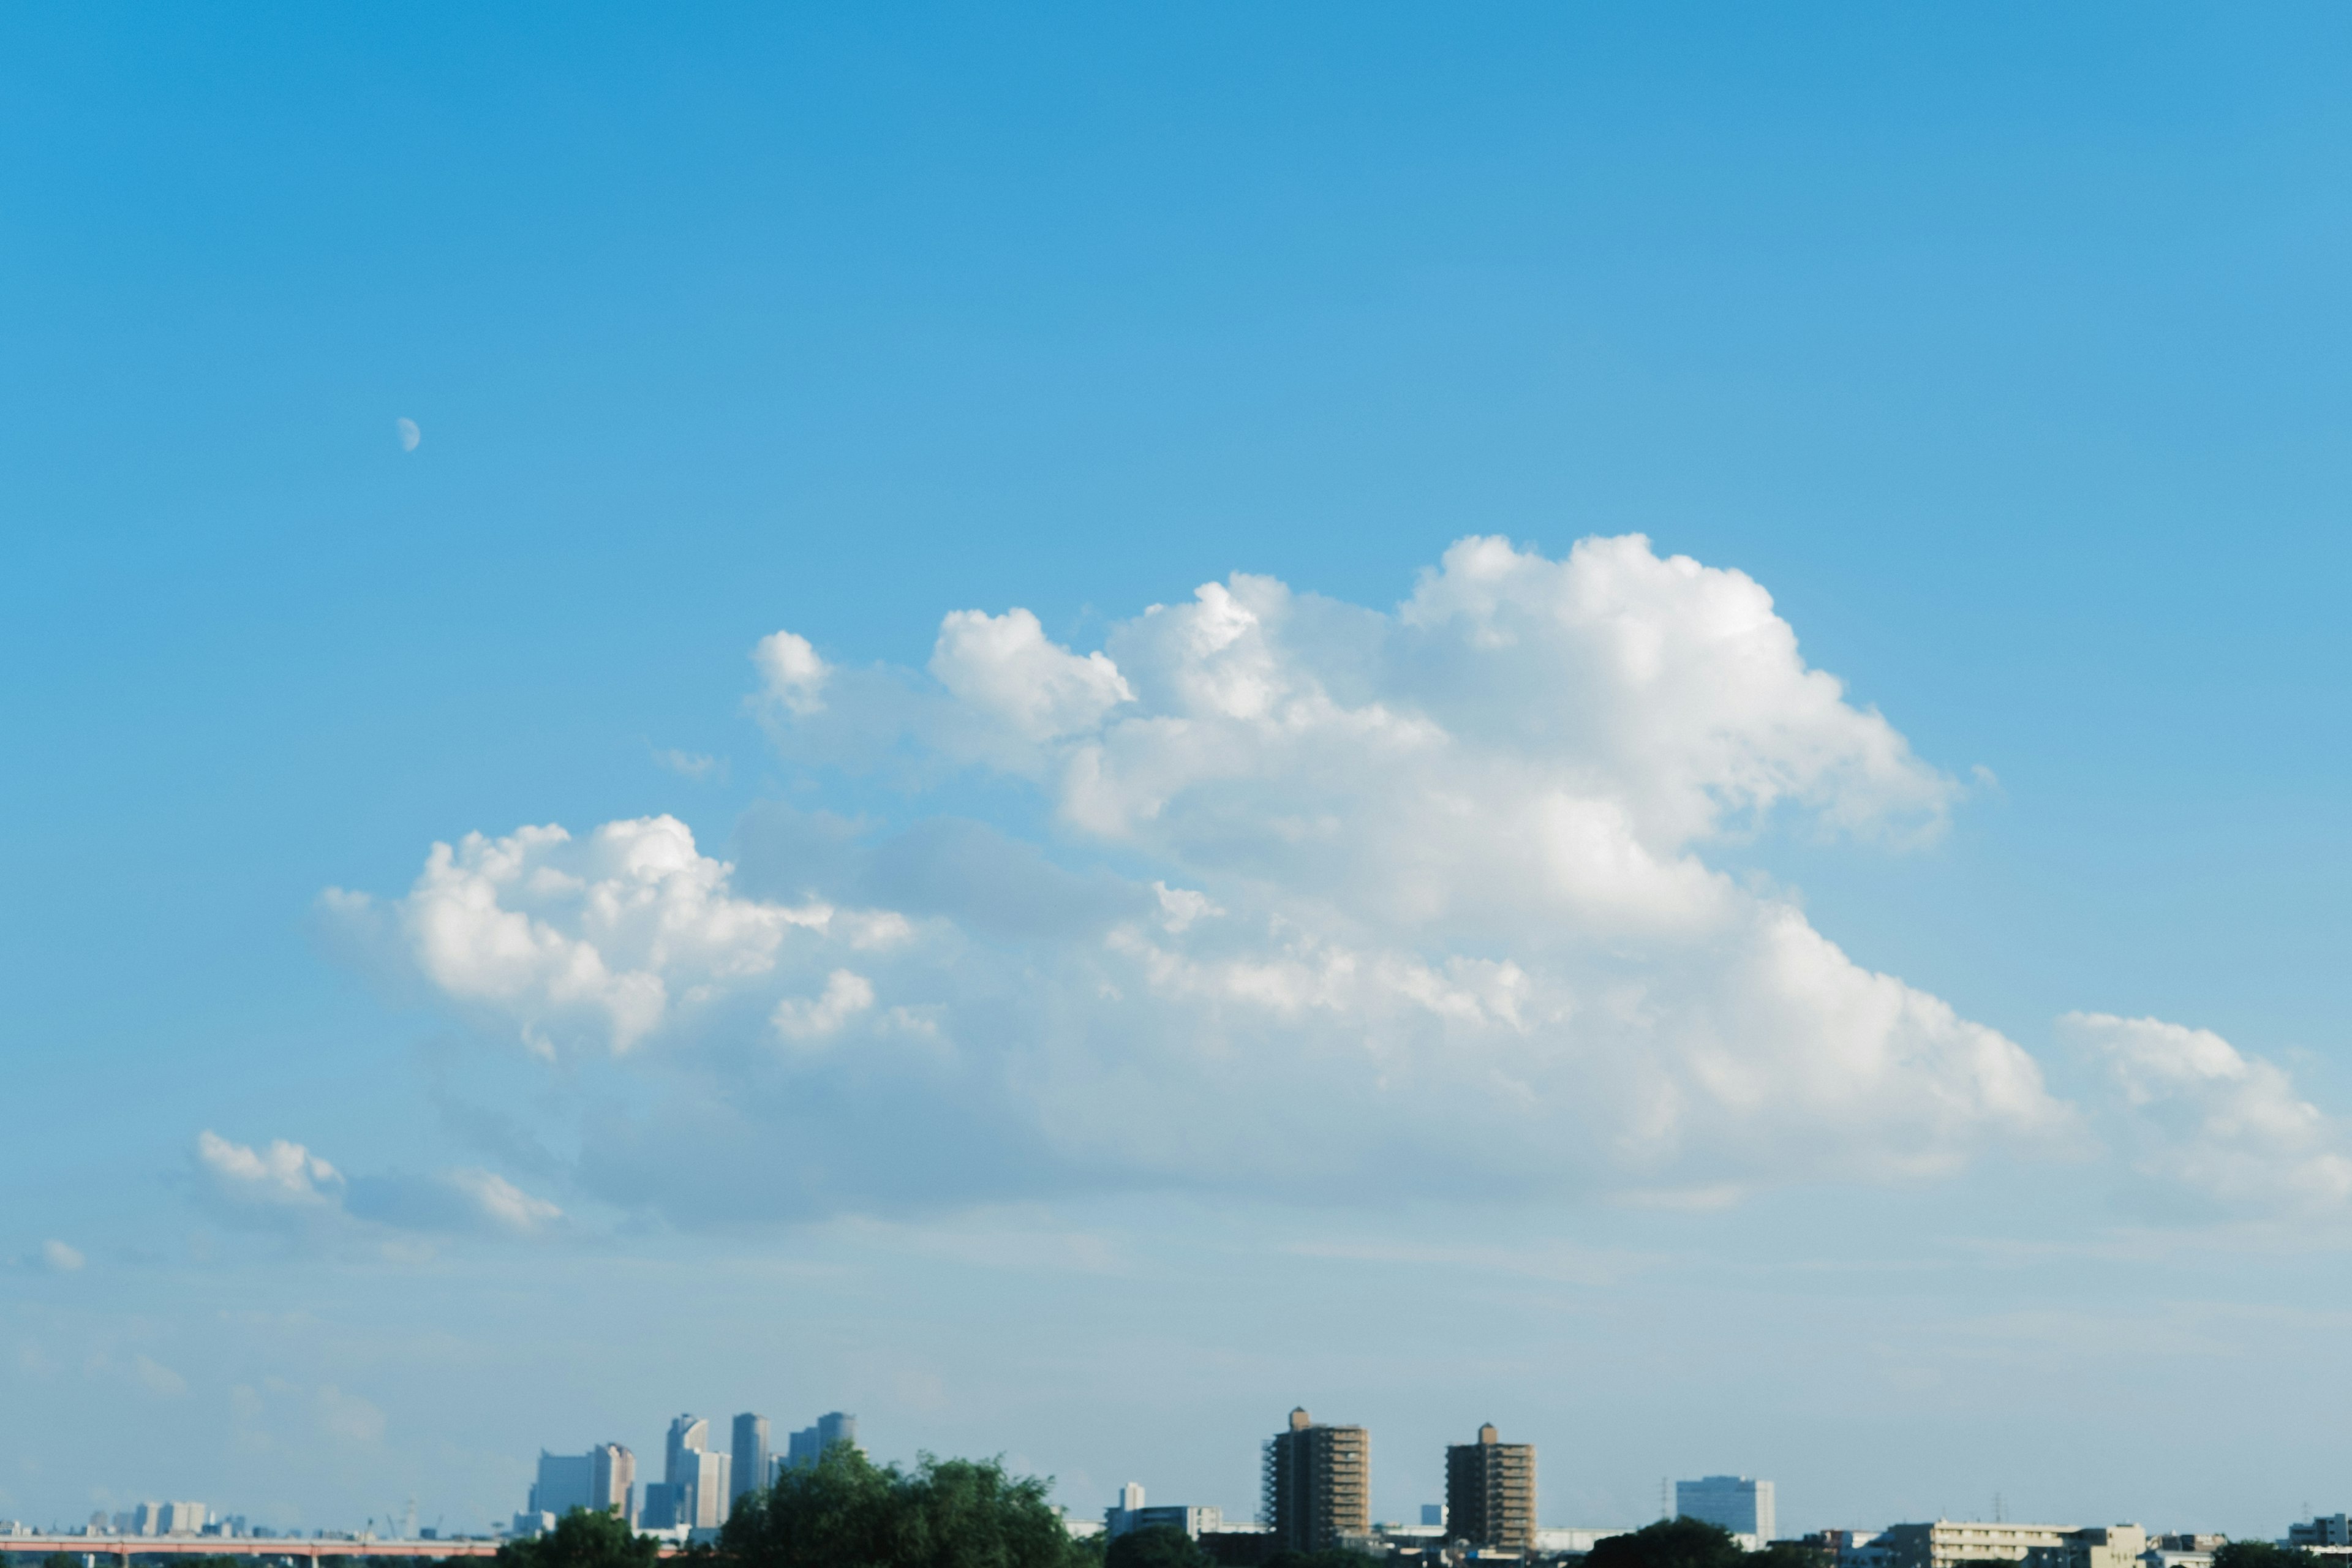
[7,1,2352,1544]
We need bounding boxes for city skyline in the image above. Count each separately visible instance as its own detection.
[8,1,2352,1547]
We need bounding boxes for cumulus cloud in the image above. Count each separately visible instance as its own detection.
[755,630,830,715]
[321,815,866,1057]
[2067,1011,2352,1218]
[333,534,2083,1220]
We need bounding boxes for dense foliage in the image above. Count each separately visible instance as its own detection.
[497,1506,661,1568]
[721,1442,1083,1568]
[2215,1546,2318,1568]
[1106,1528,1212,1568]
[1586,1518,1749,1568]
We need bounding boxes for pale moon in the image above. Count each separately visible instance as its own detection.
[396,417,421,452]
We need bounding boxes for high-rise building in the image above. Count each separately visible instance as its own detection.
[1446,1424,1536,1550]
[655,1414,731,1531]
[783,1412,860,1470]
[530,1454,596,1517]
[732,1415,771,1506]
[531,1446,636,1526]
[1262,1408,1369,1553]
[1678,1477,1776,1545]
[594,1444,637,1526]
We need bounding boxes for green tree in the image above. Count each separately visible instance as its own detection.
[497,1507,658,1568]
[1263,1550,1381,1568]
[1107,1528,1210,1568]
[2215,1546,2318,1568]
[723,1441,1084,1568]
[1586,1519,1747,1568]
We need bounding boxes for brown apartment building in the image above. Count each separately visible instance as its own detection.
[1445,1423,1536,1551]
[1263,1408,1370,1553]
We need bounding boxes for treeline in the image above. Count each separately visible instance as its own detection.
[494,1453,2337,1568]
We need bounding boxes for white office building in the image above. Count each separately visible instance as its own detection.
[1104,1483,1224,1539]
[1677,1477,1775,1547]
[643,1415,730,1531]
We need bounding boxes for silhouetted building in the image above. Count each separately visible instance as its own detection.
[1262,1408,1368,1553]
[1446,1424,1536,1551]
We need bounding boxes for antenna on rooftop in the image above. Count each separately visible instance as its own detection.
[1995,1494,2005,1524]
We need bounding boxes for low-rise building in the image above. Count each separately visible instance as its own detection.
[2025,1524,2147,1568]
[1881,1520,2077,1568]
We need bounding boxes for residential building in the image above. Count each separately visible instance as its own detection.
[783,1412,861,1470]
[1422,1507,1447,1530]
[1678,1478,1775,1547]
[2295,1521,2352,1550]
[1446,1425,1536,1551]
[1106,1482,1226,1539]
[1880,1521,2076,1568]
[1262,1407,1370,1554]
[2025,1526,2148,1568]
[733,1415,771,1506]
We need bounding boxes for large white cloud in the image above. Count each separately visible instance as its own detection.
[2065,1011,2352,1217]
[322,815,899,1057]
[332,535,2090,1218]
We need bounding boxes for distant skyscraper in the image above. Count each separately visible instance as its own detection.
[1677,1477,1775,1544]
[732,1415,771,1505]
[530,1454,596,1517]
[659,1414,731,1530]
[783,1412,860,1469]
[1445,1424,1536,1551]
[530,1446,635,1525]
[1262,1407,1369,1553]
[593,1444,637,1525]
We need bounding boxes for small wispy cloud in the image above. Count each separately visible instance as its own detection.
[41,1238,85,1273]
[650,745,725,782]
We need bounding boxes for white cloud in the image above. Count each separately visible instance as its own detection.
[196,1131,344,1210]
[41,1239,84,1273]
[652,747,723,781]
[342,535,2081,1218]
[772,968,877,1042]
[929,607,1134,743]
[323,815,858,1056]
[754,630,830,715]
[194,1130,567,1241]
[443,1169,565,1234]
[2066,1011,2352,1217]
